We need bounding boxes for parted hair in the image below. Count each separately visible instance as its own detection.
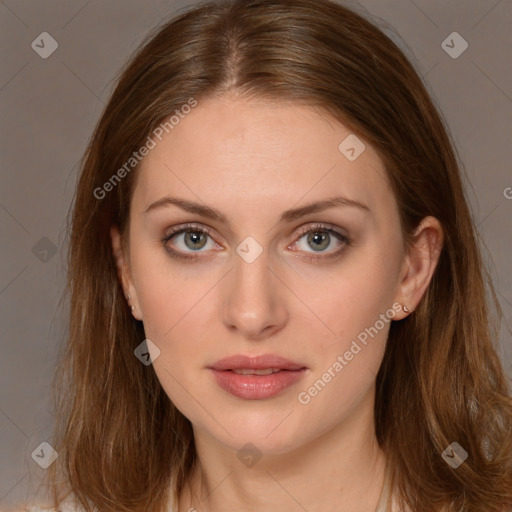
[41,0,512,511]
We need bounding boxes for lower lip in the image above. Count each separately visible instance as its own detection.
[209,368,307,400]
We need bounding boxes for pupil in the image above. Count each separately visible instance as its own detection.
[186,231,206,249]
[309,231,328,251]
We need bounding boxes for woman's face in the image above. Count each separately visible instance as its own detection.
[114,94,411,455]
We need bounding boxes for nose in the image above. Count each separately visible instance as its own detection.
[222,249,289,340]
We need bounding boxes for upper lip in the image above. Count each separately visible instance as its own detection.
[209,354,306,371]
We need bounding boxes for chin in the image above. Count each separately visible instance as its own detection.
[201,406,316,456]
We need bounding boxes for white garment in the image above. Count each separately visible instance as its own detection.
[25,500,176,512]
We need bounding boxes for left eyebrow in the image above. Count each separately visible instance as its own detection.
[142,195,371,224]
[279,196,371,222]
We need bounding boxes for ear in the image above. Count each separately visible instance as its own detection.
[110,225,143,321]
[394,216,444,319]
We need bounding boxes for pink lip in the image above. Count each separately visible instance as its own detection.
[207,354,307,400]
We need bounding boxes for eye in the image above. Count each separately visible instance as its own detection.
[162,223,218,261]
[290,223,349,262]
[162,222,350,263]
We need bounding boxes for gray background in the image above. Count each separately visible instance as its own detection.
[0,0,511,507]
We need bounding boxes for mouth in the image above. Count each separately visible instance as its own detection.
[207,354,307,400]
[209,354,306,372]
[230,368,284,375]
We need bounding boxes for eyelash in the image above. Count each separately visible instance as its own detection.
[161,222,350,263]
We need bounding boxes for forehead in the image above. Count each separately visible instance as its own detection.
[132,96,394,223]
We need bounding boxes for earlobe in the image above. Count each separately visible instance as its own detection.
[395,216,444,316]
[110,225,143,320]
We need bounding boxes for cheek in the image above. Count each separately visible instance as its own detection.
[295,235,400,409]
[134,262,214,422]
[130,246,220,385]
[312,239,402,348]
[131,242,214,338]
[296,281,391,426]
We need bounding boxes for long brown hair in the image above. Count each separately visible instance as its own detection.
[43,0,512,510]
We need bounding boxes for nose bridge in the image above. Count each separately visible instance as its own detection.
[222,246,287,338]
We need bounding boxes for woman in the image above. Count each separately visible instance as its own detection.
[13,0,512,510]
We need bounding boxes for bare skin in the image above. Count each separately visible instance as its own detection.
[111,93,443,512]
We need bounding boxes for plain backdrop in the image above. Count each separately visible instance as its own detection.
[0,0,511,507]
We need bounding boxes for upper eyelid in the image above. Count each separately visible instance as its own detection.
[164,223,213,240]
[294,222,346,238]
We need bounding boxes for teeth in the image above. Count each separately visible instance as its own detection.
[231,368,281,375]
